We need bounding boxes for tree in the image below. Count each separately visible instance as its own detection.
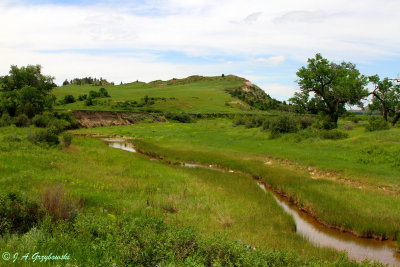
[0,65,56,117]
[296,54,369,127]
[368,75,400,125]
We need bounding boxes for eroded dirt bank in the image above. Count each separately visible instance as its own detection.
[71,110,165,128]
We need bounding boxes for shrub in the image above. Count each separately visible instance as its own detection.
[299,116,315,129]
[41,186,84,223]
[0,192,45,235]
[99,87,110,97]
[27,128,59,146]
[319,129,349,140]
[47,119,69,134]
[54,111,80,129]
[0,113,13,127]
[233,115,246,126]
[269,115,299,138]
[14,114,30,127]
[85,98,93,106]
[32,114,50,128]
[77,94,87,101]
[61,132,72,148]
[164,112,194,123]
[365,117,390,131]
[62,94,76,104]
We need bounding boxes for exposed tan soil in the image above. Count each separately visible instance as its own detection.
[72,110,165,128]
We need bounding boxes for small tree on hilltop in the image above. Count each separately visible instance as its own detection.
[296,53,369,127]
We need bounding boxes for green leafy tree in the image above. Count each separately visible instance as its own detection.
[0,65,55,117]
[368,75,400,125]
[296,54,369,127]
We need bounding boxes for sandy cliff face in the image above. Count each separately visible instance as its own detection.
[72,110,164,128]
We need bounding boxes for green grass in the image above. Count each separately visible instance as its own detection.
[74,119,400,240]
[53,75,264,114]
[0,125,353,266]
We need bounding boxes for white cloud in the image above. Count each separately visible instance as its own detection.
[273,10,327,24]
[259,83,297,101]
[0,0,400,97]
[255,56,286,66]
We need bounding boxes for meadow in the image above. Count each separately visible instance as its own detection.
[1,125,371,266]
[75,118,400,241]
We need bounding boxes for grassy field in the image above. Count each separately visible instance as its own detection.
[1,125,365,266]
[53,75,261,114]
[74,119,400,241]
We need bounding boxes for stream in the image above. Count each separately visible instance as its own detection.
[103,138,400,266]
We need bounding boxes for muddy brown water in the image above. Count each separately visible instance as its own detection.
[103,138,400,266]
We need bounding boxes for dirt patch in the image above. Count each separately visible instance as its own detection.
[72,110,165,128]
[244,80,253,86]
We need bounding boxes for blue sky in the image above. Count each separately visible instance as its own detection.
[1,0,400,100]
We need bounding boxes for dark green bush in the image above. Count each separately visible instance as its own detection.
[27,128,59,146]
[0,113,13,127]
[320,129,349,140]
[0,192,45,235]
[164,112,194,123]
[62,94,76,104]
[54,111,80,129]
[270,115,299,138]
[77,94,87,101]
[99,87,110,97]
[47,119,69,134]
[365,117,390,131]
[61,132,72,148]
[14,114,30,127]
[32,114,50,128]
[299,116,315,129]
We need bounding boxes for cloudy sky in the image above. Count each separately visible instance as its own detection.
[1,0,399,100]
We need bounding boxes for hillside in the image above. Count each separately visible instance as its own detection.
[53,75,278,114]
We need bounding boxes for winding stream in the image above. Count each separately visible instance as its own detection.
[103,138,400,266]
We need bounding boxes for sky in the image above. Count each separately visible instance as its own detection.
[1,0,399,101]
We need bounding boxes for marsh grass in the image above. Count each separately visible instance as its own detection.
[76,119,400,240]
[0,126,345,265]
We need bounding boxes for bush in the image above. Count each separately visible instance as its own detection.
[32,114,50,128]
[62,94,76,104]
[365,117,390,131]
[78,94,87,101]
[0,192,45,235]
[232,115,246,126]
[299,116,315,129]
[41,186,84,223]
[270,115,299,138]
[164,112,194,123]
[27,128,59,146]
[47,119,69,134]
[0,113,13,127]
[319,129,349,140]
[61,132,72,148]
[14,114,30,127]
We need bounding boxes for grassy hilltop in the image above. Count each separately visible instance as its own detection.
[53,75,278,114]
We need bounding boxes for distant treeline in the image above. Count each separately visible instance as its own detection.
[63,77,114,86]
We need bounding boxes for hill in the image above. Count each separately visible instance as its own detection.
[53,75,279,114]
